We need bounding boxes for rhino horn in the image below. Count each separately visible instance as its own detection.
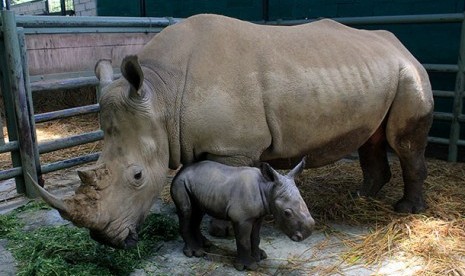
[95,59,114,90]
[27,173,70,215]
[287,157,306,179]
[77,163,108,188]
[77,169,96,186]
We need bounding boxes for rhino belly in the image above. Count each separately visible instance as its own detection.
[259,67,396,167]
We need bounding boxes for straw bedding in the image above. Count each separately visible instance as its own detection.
[297,158,465,275]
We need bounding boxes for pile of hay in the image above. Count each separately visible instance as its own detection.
[297,158,465,275]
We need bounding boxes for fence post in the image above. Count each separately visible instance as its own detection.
[448,14,465,162]
[18,28,43,185]
[0,16,24,193]
[1,10,39,197]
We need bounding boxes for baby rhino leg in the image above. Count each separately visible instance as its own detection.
[171,180,206,257]
[251,218,267,261]
[233,221,258,271]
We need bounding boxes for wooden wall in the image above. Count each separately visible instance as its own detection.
[25,32,156,76]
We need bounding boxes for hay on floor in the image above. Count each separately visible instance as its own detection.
[296,158,465,275]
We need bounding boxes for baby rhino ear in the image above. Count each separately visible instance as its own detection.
[260,162,280,182]
[287,157,306,179]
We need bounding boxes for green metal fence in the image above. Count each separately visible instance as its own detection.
[0,11,463,199]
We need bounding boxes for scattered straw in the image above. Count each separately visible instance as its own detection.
[297,158,465,275]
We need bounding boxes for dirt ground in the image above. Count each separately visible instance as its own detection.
[0,158,441,276]
[0,192,422,276]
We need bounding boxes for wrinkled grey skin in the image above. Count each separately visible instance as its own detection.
[33,14,434,249]
[171,158,314,271]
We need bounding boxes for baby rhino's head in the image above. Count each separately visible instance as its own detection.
[261,157,315,242]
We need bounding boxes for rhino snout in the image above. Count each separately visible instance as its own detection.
[90,228,139,249]
[291,232,304,242]
[290,217,315,242]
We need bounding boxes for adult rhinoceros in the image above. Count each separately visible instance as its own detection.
[33,14,433,248]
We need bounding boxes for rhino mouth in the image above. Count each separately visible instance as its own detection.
[90,227,139,249]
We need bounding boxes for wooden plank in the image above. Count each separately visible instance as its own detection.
[25,32,156,75]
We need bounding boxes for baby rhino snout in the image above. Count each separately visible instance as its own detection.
[291,232,304,242]
[292,215,316,242]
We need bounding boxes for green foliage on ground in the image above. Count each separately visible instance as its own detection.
[0,201,179,276]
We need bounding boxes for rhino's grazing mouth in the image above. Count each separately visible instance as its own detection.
[89,227,139,249]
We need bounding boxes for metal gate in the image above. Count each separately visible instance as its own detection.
[0,11,463,200]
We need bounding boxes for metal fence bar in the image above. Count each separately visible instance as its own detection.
[428,137,450,145]
[448,16,465,162]
[261,13,464,26]
[23,27,164,34]
[433,90,456,97]
[1,10,38,197]
[16,15,182,28]
[0,141,19,154]
[31,76,100,91]
[423,64,459,73]
[35,104,100,123]
[434,112,454,121]
[30,73,121,92]
[0,167,22,181]
[38,130,103,154]
[40,152,100,174]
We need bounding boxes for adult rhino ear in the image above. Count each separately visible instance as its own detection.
[287,157,306,179]
[121,55,144,99]
[260,162,281,182]
[95,59,113,88]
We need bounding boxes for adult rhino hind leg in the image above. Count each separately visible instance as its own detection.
[389,114,432,214]
[357,125,392,197]
[386,66,434,214]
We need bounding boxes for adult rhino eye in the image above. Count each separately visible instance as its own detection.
[126,165,144,187]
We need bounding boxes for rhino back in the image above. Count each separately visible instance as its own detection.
[139,14,426,166]
[176,161,266,220]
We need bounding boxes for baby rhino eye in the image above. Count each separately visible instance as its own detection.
[284,209,293,218]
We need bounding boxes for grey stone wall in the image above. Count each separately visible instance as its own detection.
[73,0,97,16]
[11,0,47,15]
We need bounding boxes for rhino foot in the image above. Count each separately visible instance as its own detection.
[253,249,267,261]
[209,218,234,237]
[394,197,426,214]
[183,246,205,258]
[234,260,258,271]
[201,235,213,248]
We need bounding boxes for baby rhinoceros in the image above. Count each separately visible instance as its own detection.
[170,158,315,271]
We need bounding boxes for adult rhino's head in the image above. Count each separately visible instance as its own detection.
[33,56,171,248]
[261,157,315,242]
